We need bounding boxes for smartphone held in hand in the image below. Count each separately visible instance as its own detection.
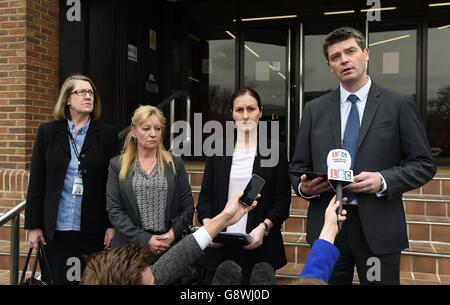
[239,174,265,206]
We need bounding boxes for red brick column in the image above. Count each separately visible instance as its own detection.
[0,0,58,208]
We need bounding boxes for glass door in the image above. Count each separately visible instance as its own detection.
[242,28,291,148]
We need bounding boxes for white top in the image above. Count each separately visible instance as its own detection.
[226,147,257,233]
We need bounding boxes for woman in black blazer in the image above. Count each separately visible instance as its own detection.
[106,105,194,256]
[197,87,291,284]
[25,74,120,284]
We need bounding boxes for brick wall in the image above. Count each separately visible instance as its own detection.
[0,0,59,207]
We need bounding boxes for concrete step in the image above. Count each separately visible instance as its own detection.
[281,233,450,277]
[0,270,40,285]
[285,209,450,243]
[275,262,450,285]
[0,240,36,271]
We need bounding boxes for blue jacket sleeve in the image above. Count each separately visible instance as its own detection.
[300,239,340,283]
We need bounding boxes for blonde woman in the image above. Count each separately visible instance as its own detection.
[25,74,120,284]
[106,105,194,257]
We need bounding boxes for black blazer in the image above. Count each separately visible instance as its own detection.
[289,82,436,255]
[25,120,120,240]
[106,154,195,246]
[197,138,291,269]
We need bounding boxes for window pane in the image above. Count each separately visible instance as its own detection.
[368,29,416,96]
[304,34,337,102]
[243,28,288,143]
[427,25,450,159]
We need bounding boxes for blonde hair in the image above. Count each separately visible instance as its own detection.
[119,105,175,180]
[52,74,102,121]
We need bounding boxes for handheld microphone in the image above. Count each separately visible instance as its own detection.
[250,262,276,285]
[327,149,353,231]
[212,260,242,285]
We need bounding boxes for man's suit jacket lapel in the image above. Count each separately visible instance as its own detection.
[356,83,382,154]
[328,88,342,148]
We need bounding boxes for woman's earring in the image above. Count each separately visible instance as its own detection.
[133,137,137,144]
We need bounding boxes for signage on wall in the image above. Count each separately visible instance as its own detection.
[382,52,399,74]
[128,44,138,62]
[146,74,158,93]
[272,61,281,71]
[150,30,157,50]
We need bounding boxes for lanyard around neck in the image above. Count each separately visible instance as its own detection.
[67,124,82,172]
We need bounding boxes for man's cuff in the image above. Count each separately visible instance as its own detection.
[298,183,320,199]
[192,226,212,250]
[375,172,388,197]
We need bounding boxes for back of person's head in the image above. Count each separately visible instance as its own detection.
[322,26,366,61]
[289,277,328,285]
[81,243,156,285]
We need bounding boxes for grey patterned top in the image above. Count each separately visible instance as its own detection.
[132,160,168,232]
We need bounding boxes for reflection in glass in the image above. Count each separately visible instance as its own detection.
[304,34,337,103]
[368,29,416,96]
[427,26,450,159]
[243,29,288,143]
[188,31,235,124]
[207,39,235,120]
[183,31,235,160]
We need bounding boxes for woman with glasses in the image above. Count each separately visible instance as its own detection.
[25,74,120,284]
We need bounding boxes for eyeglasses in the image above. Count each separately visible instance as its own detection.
[72,89,95,97]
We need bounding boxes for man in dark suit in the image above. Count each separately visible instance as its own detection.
[289,26,436,284]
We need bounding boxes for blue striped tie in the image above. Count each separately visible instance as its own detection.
[342,94,360,203]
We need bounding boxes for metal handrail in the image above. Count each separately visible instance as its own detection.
[0,200,26,285]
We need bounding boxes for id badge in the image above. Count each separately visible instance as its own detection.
[72,176,84,196]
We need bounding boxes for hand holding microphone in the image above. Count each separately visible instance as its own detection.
[327,149,353,231]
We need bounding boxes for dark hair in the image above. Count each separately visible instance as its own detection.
[229,87,262,111]
[323,26,366,60]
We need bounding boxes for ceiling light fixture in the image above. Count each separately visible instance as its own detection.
[188,76,200,83]
[323,10,355,15]
[277,72,286,80]
[360,6,397,12]
[241,14,298,22]
[429,2,450,7]
[244,45,260,58]
[369,34,410,47]
[225,31,236,39]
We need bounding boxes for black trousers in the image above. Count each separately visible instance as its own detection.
[328,205,401,285]
[42,231,104,285]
